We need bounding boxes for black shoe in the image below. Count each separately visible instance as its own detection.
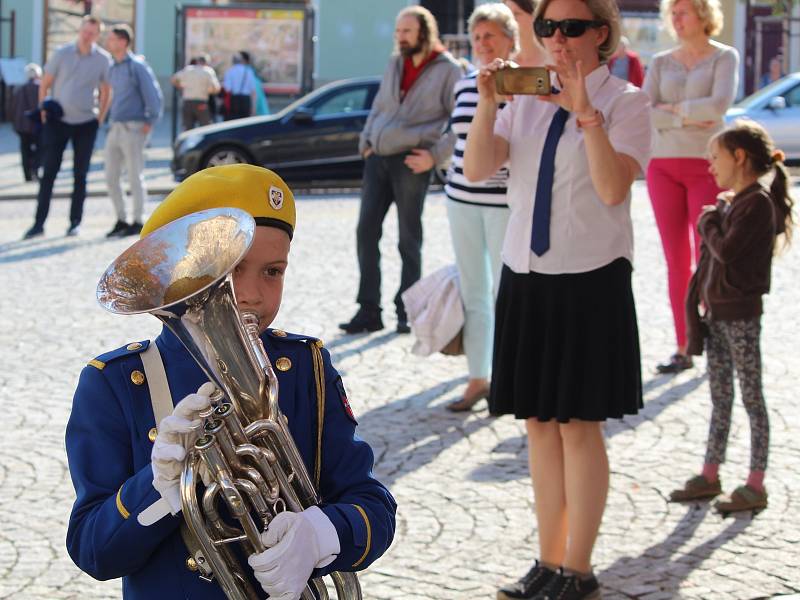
[23,225,44,240]
[125,222,143,236]
[497,561,557,600]
[106,220,129,238]
[338,309,384,334]
[396,319,411,334]
[533,569,601,600]
[656,353,693,374]
[66,223,80,237]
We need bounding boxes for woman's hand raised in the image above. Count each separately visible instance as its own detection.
[538,58,594,119]
[477,58,508,102]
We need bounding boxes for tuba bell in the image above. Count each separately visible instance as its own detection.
[97,207,362,600]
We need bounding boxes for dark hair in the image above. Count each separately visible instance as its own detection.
[111,24,133,45]
[713,119,795,249]
[508,0,536,14]
[239,50,251,64]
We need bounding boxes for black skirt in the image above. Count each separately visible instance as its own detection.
[489,258,643,421]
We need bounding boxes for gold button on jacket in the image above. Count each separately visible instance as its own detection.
[275,357,292,372]
[131,370,146,385]
[127,342,143,351]
[148,427,158,442]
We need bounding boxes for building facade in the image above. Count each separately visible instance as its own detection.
[1,0,798,103]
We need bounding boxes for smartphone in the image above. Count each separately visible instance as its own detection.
[495,66,551,95]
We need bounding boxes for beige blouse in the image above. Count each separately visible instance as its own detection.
[643,40,739,159]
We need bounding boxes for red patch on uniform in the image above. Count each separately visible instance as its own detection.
[335,377,357,425]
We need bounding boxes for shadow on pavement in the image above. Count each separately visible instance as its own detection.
[327,330,396,354]
[466,372,709,483]
[0,236,115,264]
[599,504,751,598]
[356,374,503,488]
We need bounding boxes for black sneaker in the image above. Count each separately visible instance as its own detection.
[533,569,601,600]
[66,222,80,237]
[497,561,557,600]
[23,225,44,240]
[106,220,129,238]
[339,309,384,334]
[396,319,411,334]
[125,222,143,236]
[656,353,693,374]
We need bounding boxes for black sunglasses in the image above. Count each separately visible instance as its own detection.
[534,18,605,38]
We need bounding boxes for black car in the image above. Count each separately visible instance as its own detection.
[172,77,380,183]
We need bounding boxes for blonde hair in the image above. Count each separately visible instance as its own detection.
[660,0,724,37]
[395,6,442,56]
[533,0,621,63]
[468,3,521,57]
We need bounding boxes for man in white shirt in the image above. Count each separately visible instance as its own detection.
[171,56,221,130]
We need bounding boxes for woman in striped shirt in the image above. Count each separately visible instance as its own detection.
[445,3,520,411]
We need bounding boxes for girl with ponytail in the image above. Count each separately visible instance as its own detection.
[670,119,794,514]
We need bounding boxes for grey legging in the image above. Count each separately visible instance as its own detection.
[704,317,769,472]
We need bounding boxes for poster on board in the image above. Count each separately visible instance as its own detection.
[184,7,305,95]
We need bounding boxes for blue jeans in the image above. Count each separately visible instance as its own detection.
[34,118,99,228]
[446,199,509,378]
[356,153,431,319]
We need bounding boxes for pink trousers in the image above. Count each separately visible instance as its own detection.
[647,157,722,349]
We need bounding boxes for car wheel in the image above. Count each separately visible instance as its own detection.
[202,146,251,169]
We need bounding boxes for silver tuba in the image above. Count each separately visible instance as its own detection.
[97,208,362,600]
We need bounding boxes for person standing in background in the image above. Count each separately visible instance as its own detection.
[643,0,738,374]
[444,3,518,412]
[670,120,794,515]
[222,51,258,120]
[23,15,111,239]
[504,0,547,66]
[104,24,163,238]
[759,56,784,89]
[171,56,220,130]
[11,63,42,182]
[339,6,462,335]
[608,36,645,87]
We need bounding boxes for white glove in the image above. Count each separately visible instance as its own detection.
[150,381,215,514]
[247,506,340,600]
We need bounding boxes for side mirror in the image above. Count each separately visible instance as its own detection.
[768,96,786,111]
[292,107,314,124]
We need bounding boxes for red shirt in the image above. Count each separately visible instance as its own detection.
[400,50,440,100]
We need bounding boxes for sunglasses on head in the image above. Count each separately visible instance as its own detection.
[534,18,605,38]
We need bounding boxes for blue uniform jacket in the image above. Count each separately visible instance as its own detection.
[66,326,396,599]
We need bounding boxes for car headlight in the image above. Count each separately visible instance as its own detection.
[177,133,204,154]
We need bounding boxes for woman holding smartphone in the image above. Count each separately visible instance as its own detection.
[464,0,651,597]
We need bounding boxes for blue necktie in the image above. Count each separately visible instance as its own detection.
[531,107,569,256]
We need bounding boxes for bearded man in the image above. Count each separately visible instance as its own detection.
[339,6,461,335]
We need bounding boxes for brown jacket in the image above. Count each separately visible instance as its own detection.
[685,182,777,355]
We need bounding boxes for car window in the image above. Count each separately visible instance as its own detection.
[313,87,370,116]
[733,77,794,109]
[783,84,800,107]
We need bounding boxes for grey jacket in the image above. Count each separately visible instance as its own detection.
[359,51,461,167]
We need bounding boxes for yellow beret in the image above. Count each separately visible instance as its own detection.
[141,164,296,239]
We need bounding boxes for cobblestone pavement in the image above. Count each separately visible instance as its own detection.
[0,183,798,600]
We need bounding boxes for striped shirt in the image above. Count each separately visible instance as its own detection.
[444,73,509,207]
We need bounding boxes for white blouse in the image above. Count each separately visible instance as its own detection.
[494,65,652,275]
